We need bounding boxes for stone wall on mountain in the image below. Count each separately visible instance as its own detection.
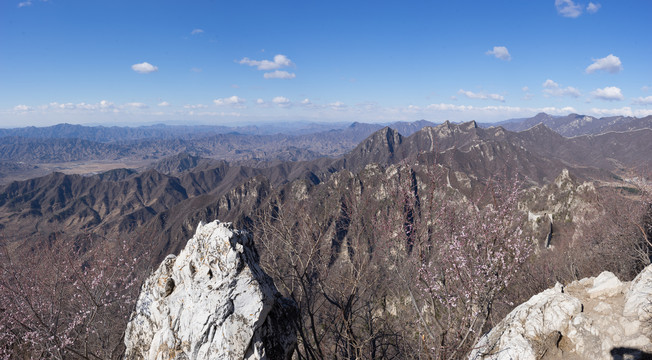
[123,220,297,360]
[469,265,652,360]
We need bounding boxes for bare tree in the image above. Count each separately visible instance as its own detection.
[375,166,532,360]
[0,234,147,359]
[255,164,533,360]
[255,173,411,359]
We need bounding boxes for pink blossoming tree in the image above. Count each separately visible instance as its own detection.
[0,235,145,359]
[380,166,532,359]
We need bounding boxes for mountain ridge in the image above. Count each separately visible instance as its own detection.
[0,119,648,264]
[488,112,652,137]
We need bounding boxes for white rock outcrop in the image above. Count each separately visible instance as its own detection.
[469,266,652,360]
[124,220,297,360]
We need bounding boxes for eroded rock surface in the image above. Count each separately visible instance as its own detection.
[470,266,652,360]
[124,220,297,360]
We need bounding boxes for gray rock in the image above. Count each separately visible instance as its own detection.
[470,266,652,360]
[124,220,297,360]
[624,265,652,336]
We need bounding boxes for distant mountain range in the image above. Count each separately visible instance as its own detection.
[0,120,438,183]
[2,113,651,186]
[0,120,436,142]
[2,118,649,263]
[487,112,652,137]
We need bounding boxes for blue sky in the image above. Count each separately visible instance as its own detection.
[1,0,651,127]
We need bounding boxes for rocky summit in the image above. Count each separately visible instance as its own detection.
[469,265,652,360]
[124,220,297,360]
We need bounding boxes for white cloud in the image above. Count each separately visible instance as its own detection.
[184,104,208,109]
[256,99,265,105]
[18,0,51,7]
[131,62,158,74]
[329,101,346,110]
[522,86,529,92]
[32,100,119,113]
[301,98,311,105]
[585,54,622,74]
[586,2,601,13]
[555,0,582,17]
[539,106,576,114]
[272,96,291,107]
[213,96,245,107]
[589,107,652,117]
[486,46,511,61]
[238,54,293,71]
[633,96,652,105]
[13,104,33,111]
[51,100,101,111]
[57,103,76,110]
[457,89,505,102]
[263,70,296,79]
[542,79,581,98]
[158,101,170,107]
[182,108,242,117]
[124,102,148,109]
[488,94,505,102]
[190,67,202,73]
[591,86,624,101]
[98,100,115,110]
[191,29,204,35]
[426,103,470,111]
[422,103,574,115]
[458,90,483,99]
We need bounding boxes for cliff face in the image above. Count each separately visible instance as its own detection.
[124,220,297,360]
[469,265,652,360]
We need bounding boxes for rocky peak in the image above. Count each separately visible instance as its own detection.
[386,119,437,136]
[124,220,297,360]
[336,127,403,172]
[352,126,402,152]
[533,112,553,119]
[375,126,402,151]
[462,120,479,130]
[469,265,652,360]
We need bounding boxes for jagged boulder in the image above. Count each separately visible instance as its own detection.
[469,266,652,360]
[124,220,297,360]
